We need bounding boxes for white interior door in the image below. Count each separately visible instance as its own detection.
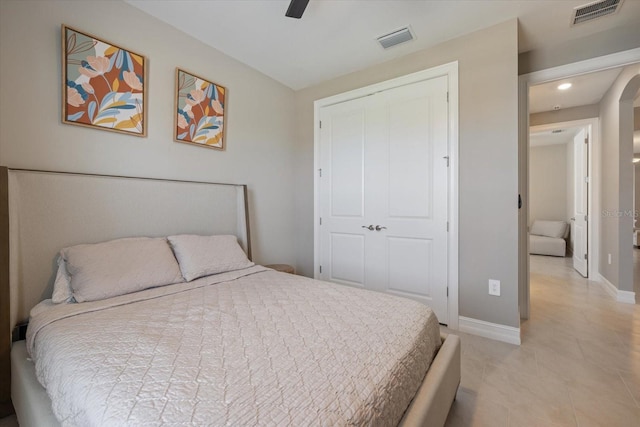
[318,76,450,323]
[573,128,588,277]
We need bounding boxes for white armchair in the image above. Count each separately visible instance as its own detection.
[529,220,569,257]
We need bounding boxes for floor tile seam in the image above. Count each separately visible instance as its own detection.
[618,371,640,409]
[566,387,581,427]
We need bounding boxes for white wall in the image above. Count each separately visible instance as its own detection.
[0,0,298,267]
[599,65,640,291]
[519,22,640,75]
[635,164,640,227]
[295,20,520,328]
[529,144,568,226]
[530,104,599,127]
[636,108,640,225]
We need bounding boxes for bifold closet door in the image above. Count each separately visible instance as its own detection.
[318,76,450,324]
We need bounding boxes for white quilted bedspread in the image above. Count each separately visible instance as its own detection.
[27,266,441,427]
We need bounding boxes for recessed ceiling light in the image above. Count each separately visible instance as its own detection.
[633,158,640,163]
[558,83,572,90]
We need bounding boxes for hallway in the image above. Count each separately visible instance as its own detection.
[444,255,640,426]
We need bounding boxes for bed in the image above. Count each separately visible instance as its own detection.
[1,167,460,427]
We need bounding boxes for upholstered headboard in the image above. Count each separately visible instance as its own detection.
[0,167,251,334]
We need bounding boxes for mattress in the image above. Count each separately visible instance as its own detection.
[27,266,441,426]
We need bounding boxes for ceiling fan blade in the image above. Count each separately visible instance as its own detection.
[285,0,310,19]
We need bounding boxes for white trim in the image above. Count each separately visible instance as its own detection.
[314,62,458,107]
[518,48,640,320]
[598,274,637,304]
[617,291,637,304]
[598,273,617,299]
[521,48,640,84]
[313,62,459,330]
[447,64,460,331]
[459,316,521,345]
[518,75,530,320]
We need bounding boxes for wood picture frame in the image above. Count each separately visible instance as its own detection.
[174,68,226,150]
[62,25,147,137]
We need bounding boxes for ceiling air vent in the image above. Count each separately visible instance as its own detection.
[377,27,414,49]
[571,0,624,25]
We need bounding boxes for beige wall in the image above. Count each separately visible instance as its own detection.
[0,0,298,267]
[530,104,599,127]
[529,144,568,225]
[519,22,640,75]
[295,20,520,328]
[599,65,640,291]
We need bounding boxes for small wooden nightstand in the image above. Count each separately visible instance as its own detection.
[265,264,295,274]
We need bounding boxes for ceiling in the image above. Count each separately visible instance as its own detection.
[529,67,623,114]
[530,68,640,153]
[530,126,583,148]
[125,0,640,90]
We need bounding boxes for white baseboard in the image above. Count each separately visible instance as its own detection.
[598,274,636,304]
[458,316,521,345]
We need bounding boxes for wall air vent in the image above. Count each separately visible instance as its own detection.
[377,27,414,49]
[571,0,624,25]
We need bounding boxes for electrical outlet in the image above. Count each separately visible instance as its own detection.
[489,279,501,296]
[608,254,612,265]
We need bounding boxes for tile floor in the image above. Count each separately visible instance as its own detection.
[444,255,640,427]
[2,255,638,426]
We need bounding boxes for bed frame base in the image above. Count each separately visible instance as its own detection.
[400,333,461,427]
[11,341,58,427]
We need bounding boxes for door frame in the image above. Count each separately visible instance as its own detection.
[313,61,460,330]
[518,48,640,319]
[529,118,599,278]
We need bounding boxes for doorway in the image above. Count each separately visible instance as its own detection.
[528,120,595,279]
[313,62,459,328]
[519,50,640,319]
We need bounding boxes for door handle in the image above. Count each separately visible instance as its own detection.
[571,217,575,221]
[362,225,375,231]
[375,225,387,231]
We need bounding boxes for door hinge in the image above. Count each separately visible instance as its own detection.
[584,253,588,260]
[319,120,322,129]
[319,217,322,225]
[443,156,450,167]
[319,168,322,177]
[446,222,449,232]
[319,265,322,273]
[447,286,449,297]
[584,215,588,221]
[584,136,588,144]
[585,176,589,183]
[447,92,449,102]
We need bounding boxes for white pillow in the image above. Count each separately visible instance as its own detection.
[62,237,184,302]
[530,220,567,239]
[167,234,254,282]
[51,255,74,304]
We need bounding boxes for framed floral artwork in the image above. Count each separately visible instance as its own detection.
[175,68,226,150]
[62,25,147,136]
